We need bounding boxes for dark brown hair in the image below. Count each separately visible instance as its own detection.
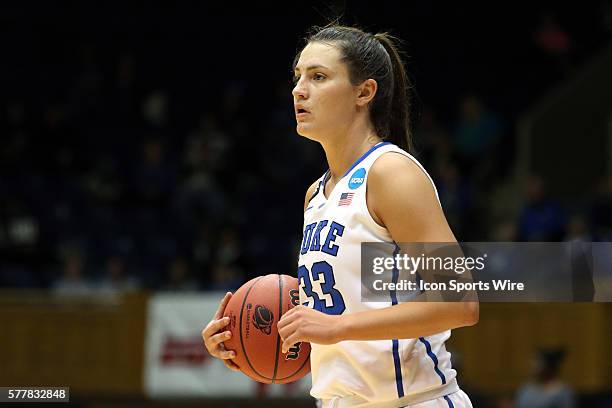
[294,24,413,153]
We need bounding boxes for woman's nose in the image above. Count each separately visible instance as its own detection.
[292,80,307,100]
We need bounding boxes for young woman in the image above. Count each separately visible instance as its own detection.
[203,24,478,408]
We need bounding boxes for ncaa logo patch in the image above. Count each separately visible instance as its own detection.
[348,168,366,189]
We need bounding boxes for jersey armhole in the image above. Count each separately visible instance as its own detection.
[362,150,441,235]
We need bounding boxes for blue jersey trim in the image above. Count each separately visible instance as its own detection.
[390,244,405,397]
[419,337,447,385]
[321,169,330,186]
[392,339,404,398]
[342,141,391,178]
[444,395,455,408]
[390,243,400,305]
[319,142,390,199]
[309,170,330,203]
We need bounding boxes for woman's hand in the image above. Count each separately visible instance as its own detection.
[277,305,343,353]
[201,292,240,372]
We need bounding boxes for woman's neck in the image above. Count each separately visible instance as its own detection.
[322,127,381,184]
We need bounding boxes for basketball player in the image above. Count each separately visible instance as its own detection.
[203,24,478,407]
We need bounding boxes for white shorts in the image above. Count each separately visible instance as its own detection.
[407,390,472,408]
[318,390,473,408]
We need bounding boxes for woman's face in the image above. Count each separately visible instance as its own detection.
[292,42,358,142]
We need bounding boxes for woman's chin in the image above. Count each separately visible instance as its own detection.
[296,124,312,137]
[297,127,326,144]
[296,123,326,143]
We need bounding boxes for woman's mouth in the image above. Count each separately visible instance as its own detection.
[296,109,310,120]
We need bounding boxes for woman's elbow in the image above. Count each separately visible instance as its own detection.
[461,301,479,327]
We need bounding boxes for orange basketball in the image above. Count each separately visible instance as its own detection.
[223,274,311,384]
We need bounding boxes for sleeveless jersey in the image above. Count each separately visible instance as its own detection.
[297,142,459,407]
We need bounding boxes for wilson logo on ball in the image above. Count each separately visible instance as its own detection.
[253,305,274,335]
[290,289,300,307]
[285,342,303,360]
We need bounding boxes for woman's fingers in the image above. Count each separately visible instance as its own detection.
[208,331,232,349]
[223,358,241,372]
[202,316,230,341]
[277,306,299,330]
[203,328,236,358]
[219,348,236,360]
[278,319,298,342]
[213,292,233,320]
[282,331,301,354]
[200,293,240,373]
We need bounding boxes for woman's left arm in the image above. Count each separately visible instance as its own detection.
[278,153,479,353]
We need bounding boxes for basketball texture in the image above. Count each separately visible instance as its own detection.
[223,274,311,384]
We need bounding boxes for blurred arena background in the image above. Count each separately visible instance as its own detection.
[1,1,612,407]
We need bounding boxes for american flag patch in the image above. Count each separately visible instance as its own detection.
[338,192,354,206]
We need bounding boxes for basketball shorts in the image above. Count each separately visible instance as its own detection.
[317,389,473,408]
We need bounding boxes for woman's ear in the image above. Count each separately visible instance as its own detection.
[356,79,378,107]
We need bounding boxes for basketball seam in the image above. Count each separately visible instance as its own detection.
[239,276,269,381]
[274,347,311,381]
[272,274,283,383]
[273,278,311,382]
[238,275,311,383]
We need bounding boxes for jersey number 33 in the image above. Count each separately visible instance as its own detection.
[298,261,346,315]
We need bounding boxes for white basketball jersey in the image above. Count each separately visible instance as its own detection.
[298,142,460,407]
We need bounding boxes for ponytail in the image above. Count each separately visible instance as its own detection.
[304,25,414,154]
[374,33,413,154]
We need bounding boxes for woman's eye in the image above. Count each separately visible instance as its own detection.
[292,73,325,84]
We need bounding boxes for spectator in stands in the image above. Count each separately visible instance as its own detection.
[85,157,122,205]
[452,94,504,187]
[435,162,474,240]
[208,262,243,292]
[174,121,228,226]
[564,214,593,242]
[52,250,93,296]
[414,106,453,171]
[515,348,575,408]
[97,255,140,295]
[533,11,573,77]
[142,90,168,128]
[3,198,39,250]
[162,256,199,291]
[590,176,612,240]
[517,175,567,241]
[131,139,176,207]
[216,227,242,266]
[491,219,518,241]
[192,223,214,275]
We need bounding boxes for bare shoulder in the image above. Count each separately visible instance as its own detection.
[368,151,453,242]
[369,151,437,199]
[304,179,320,211]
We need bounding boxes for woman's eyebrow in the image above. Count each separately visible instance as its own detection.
[294,64,330,73]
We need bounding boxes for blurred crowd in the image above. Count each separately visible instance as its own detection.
[1,6,611,297]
